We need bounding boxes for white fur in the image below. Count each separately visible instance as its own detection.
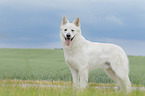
[60,16,132,92]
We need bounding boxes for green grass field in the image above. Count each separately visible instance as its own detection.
[0,80,145,96]
[0,48,145,96]
[0,48,145,85]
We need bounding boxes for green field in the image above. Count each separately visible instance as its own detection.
[0,83,144,96]
[0,48,145,85]
[0,48,145,96]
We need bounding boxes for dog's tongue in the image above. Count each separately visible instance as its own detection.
[66,39,71,46]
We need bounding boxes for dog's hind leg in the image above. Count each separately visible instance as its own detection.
[109,54,132,93]
[116,74,132,93]
[104,61,131,92]
[70,67,79,88]
[104,62,121,91]
[79,66,88,89]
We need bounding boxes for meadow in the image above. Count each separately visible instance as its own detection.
[0,48,145,96]
[0,81,145,96]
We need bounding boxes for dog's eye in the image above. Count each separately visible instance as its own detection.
[71,29,74,32]
[64,29,67,31]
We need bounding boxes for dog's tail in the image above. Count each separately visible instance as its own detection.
[110,49,129,79]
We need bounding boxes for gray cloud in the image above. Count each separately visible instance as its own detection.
[94,38,145,56]
[0,0,145,56]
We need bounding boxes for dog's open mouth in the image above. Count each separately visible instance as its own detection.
[65,36,75,46]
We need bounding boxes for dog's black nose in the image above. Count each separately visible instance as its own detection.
[66,33,71,38]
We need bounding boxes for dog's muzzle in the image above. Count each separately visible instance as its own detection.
[64,33,75,46]
[65,35,75,41]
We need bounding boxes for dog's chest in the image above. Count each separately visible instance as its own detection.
[64,49,87,69]
[66,56,79,69]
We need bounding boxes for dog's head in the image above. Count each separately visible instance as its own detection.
[60,16,81,46]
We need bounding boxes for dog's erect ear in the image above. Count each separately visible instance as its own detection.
[61,16,68,26]
[73,17,80,27]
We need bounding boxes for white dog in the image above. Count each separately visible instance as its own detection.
[60,16,131,92]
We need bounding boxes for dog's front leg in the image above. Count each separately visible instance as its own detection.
[69,67,79,88]
[79,66,88,89]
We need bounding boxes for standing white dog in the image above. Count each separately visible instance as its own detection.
[60,16,131,92]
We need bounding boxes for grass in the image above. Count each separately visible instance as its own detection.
[0,86,143,96]
[0,80,144,96]
[0,48,145,85]
[0,48,145,96]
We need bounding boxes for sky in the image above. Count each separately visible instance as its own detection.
[0,0,145,56]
